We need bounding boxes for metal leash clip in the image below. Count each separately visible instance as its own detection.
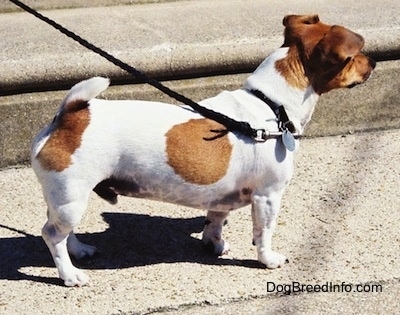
[254,129,284,142]
[254,129,267,142]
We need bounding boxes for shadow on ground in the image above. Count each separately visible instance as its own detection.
[0,212,264,286]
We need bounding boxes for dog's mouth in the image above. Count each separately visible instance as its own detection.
[347,82,360,89]
[347,71,373,89]
[346,58,376,89]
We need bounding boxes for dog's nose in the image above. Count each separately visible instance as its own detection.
[369,58,377,69]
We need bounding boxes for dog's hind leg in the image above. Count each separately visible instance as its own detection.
[42,194,92,287]
[251,190,288,268]
[202,210,230,255]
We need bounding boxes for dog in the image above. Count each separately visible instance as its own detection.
[31,14,375,286]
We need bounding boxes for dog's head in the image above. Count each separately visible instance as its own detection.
[280,14,376,94]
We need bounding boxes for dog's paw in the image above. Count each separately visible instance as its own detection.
[258,251,289,269]
[203,238,230,256]
[61,267,90,287]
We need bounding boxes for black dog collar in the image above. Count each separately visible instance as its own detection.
[250,89,297,134]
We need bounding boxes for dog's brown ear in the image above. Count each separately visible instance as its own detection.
[317,25,365,62]
[282,15,323,47]
[283,14,319,27]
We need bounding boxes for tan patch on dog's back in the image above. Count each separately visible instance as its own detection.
[165,119,232,185]
[37,100,90,172]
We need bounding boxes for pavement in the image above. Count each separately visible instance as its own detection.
[0,129,399,314]
[0,0,399,314]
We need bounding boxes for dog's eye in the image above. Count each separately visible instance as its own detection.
[344,56,353,65]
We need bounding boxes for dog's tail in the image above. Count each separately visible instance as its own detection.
[58,76,110,114]
[31,77,110,160]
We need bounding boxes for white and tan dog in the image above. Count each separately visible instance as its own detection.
[31,15,375,286]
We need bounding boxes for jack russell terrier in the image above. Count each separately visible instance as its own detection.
[31,14,375,286]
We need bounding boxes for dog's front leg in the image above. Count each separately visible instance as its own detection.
[202,210,230,255]
[251,191,288,268]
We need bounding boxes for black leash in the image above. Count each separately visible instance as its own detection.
[9,0,297,145]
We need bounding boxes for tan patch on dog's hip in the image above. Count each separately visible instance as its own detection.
[165,119,232,185]
[37,100,90,172]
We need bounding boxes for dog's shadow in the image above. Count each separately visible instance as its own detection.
[0,212,263,285]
